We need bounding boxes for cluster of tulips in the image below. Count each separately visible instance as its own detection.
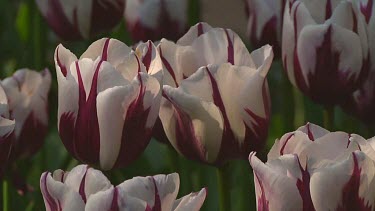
[1,0,375,210]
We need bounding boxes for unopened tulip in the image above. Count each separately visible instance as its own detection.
[55,38,162,170]
[0,85,15,178]
[36,0,125,41]
[154,22,269,144]
[245,0,285,57]
[250,123,375,210]
[282,0,369,105]
[341,0,375,124]
[2,69,51,159]
[40,165,207,211]
[160,43,273,165]
[125,0,188,42]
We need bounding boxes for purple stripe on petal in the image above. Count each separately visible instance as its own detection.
[59,112,76,160]
[56,46,68,77]
[295,156,315,211]
[41,173,61,211]
[90,0,124,36]
[306,123,314,141]
[142,41,153,71]
[44,0,82,40]
[152,177,161,211]
[255,173,270,211]
[224,29,234,65]
[113,73,153,168]
[74,60,100,164]
[102,38,111,61]
[197,23,204,37]
[78,166,89,203]
[14,112,48,159]
[325,0,332,20]
[280,133,295,155]
[335,153,373,211]
[159,47,178,87]
[360,0,374,23]
[109,187,119,211]
[162,91,206,162]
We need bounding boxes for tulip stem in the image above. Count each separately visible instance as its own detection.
[3,180,8,211]
[217,165,231,211]
[323,106,334,131]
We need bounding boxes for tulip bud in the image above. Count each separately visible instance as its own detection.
[159,38,273,165]
[282,0,369,105]
[36,0,125,41]
[1,69,51,159]
[341,0,375,124]
[0,85,15,178]
[250,123,375,210]
[245,0,285,57]
[55,38,162,170]
[124,0,188,42]
[40,165,207,210]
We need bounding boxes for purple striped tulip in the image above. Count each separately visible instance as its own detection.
[40,165,207,211]
[341,0,375,124]
[245,0,286,57]
[55,38,162,170]
[250,123,375,211]
[154,22,271,145]
[0,84,15,178]
[282,0,369,106]
[36,0,125,41]
[125,0,188,42]
[159,35,273,165]
[2,69,51,159]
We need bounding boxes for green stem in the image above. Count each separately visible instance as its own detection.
[293,88,305,127]
[281,66,295,132]
[3,180,8,211]
[32,2,43,69]
[217,165,231,211]
[323,106,334,131]
[167,147,179,172]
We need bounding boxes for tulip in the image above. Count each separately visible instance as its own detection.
[1,69,51,159]
[36,0,125,41]
[244,0,285,57]
[124,0,188,42]
[55,38,162,170]
[159,43,273,165]
[0,85,15,178]
[40,165,207,211]
[154,22,268,144]
[250,123,375,210]
[340,0,375,124]
[282,0,369,105]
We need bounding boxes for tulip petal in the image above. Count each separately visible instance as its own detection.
[177,22,213,46]
[81,38,132,67]
[117,173,180,210]
[296,122,330,141]
[40,172,85,211]
[172,188,207,211]
[63,165,112,203]
[85,186,149,211]
[310,151,375,210]
[249,152,304,211]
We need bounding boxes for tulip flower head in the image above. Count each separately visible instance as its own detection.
[55,38,162,170]
[0,85,15,178]
[40,165,207,210]
[125,0,188,42]
[36,0,125,40]
[245,0,286,57]
[250,123,375,210]
[159,24,273,165]
[341,0,375,124]
[282,0,369,106]
[1,69,51,159]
